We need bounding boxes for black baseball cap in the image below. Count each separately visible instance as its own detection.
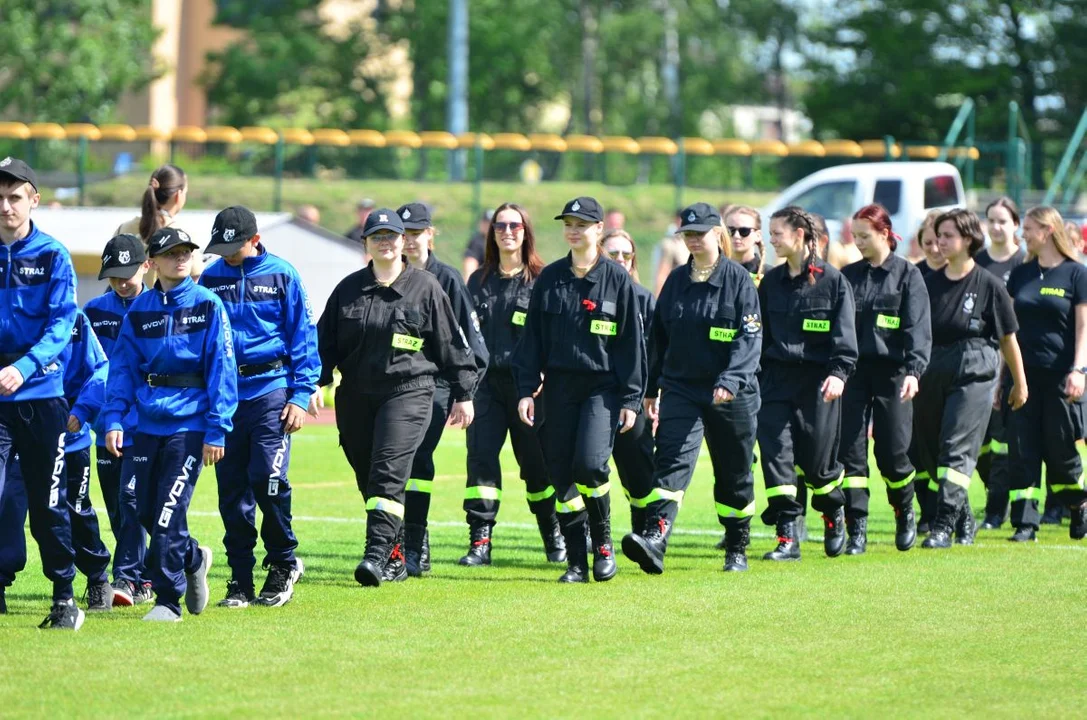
[207,206,259,256]
[148,227,200,257]
[362,208,405,238]
[396,202,432,231]
[0,157,38,192]
[677,202,721,233]
[98,234,147,280]
[555,196,604,222]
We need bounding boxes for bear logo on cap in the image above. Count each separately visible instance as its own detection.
[119,250,131,264]
[688,211,696,222]
[402,208,411,219]
[178,230,191,243]
[571,200,581,212]
[223,228,235,241]
[0,158,10,167]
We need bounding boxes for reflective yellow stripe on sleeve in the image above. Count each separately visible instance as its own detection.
[365,496,405,518]
[575,481,611,499]
[525,486,555,503]
[555,495,587,513]
[883,472,915,490]
[765,485,798,499]
[843,476,868,490]
[405,478,434,494]
[939,467,972,489]
[1009,487,1041,502]
[716,501,756,519]
[464,486,502,501]
[629,488,685,508]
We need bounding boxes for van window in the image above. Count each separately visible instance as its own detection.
[873,180,902,215]
[924,176,959,208]
[788,181,857,222]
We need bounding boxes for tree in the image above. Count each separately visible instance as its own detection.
[0,0,160,123]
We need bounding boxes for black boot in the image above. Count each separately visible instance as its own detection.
[980,513,1004,530]
[1008,526,1037,542]
[715,532,729,550]
[621,517,669,575]
[354,536,392,587]
[722,524,749,572]
[419,528,431,572]
[381,529,408,583]
[590,519,617,582]
[844,516,867,556]
[921,512,953,549]
[1070,501,1087,540]
[404,524,428,577]
[630,506,646,537]
[458,522,493,566]
[1040,499,1064,525]
[763,520,801,561]
[558,522,589,583]
[894,505,917,551]
[536,510,567,563]
[823,507,846,558]
[954,501,976,545]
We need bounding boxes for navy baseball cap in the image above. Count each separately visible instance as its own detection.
[148,227,200,257]
[98,234,147,280]
[207,206,259,256]
[362,208,405,237]
[396,202,433,231]
[555,197,604,222]
[0,157,37,192]
[677,203,721,233]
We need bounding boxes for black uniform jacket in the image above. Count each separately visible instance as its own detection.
[424,253,490,383]
[467,267,535,372]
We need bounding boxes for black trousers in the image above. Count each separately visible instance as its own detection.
[913,340,997,528]
[612,407,655,516]
[646,380,758,529]
[464,369,551,524]
[1007,367,1087,529]
[336,384,434,546]
[405,381,452,527]
[95,447,123,543]
[839,360,916,519]
[758,363,846,524]
[976,406,1011,519]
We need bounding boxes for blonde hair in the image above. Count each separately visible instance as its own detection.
[1026,206,1079,262]
[724,205,760,272]
[601,228,641,282]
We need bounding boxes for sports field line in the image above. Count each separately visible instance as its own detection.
[186,511,1087,551]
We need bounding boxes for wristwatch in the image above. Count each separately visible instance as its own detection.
[1075,367,1087,375]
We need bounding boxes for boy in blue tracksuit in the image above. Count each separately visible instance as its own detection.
[199,206,320,608]
[0,311,114,612]
[0,158,83,629]
[102,227,238,622]
[84,233,153,606]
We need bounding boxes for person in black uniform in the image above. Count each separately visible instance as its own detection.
[317,209,479,587]
[1005,206,1087,542]
[513,196,646,583]
[462,203,563,565]
[599,228,656,533]
[620,203,762,574]
[395,202,489,576]
[723,205,764,285]
[915,208,1027,549]
[757,206,857,561]
[839,204,931,554]
[975,197,1026,530]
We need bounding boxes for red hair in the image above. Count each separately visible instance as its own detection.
[852,203,900,251]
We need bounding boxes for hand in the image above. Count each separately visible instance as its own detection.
[308,390,325,419]
[66,414,82,434]
[992,391,1001,410]
[617,408,637,434]
[203,444,225,467]
[899,375,919,402]
[518,397,535,426]
[712,387,734,404]
[821,375,845,403]
[0,366,24,396]
[532,381,544,399]
[1008,381,1028,411]
[280,403,307,434]
[643,396,659,422]
[447,400,475,429]
[105,430,124,458]
[1065,370,1085,403]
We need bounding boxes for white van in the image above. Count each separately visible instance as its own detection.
[759,161,966,256]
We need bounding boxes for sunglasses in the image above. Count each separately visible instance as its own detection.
[606,249,634,259]
[368,232,399,244]
[728,226,756,238]
[493,222,524,232]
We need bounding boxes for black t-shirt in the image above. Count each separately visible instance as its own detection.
[925,265,1018,348]
[464,231,485,263]
[1006,258,1087,370]
[915,259,941,279]
[976,246,1026,286]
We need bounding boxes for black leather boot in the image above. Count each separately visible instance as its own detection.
[763,520,801,561]
[621,516,669,575]
[381,528,408,583]
[457,522,493,566]
[354,536,392,587]
[823,507,846,558]
[590,519,617,582]
[894,505,916,551]
[844,516,867,556]
[558,522,589,583]
[404,524,428,577]
[722,524,749,572]
[954,501,976,545]
[536,509,567,563]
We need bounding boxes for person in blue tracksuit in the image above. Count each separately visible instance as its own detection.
[0,311,114,612]
[396,202,489,576]
[84,233,153,607]
[0,158,83,629]
[102,226,238,622]
[200,206,320,607]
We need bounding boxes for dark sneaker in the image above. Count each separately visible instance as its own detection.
[135,582,154,605]
[184,546,213,615]
[255,563,296,606]
[86,580,114,612]
[1008,527,1037,543]
[111,579,135,607]
[39,598,85,631]
[217,580,255,608]
[980,513,1004,530]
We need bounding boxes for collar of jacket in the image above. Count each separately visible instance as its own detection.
[238,243,269,272]
[360,259,415,296]
[111,285,148,307]
[2,219,42,252]
[682,255,728,288]
[560,251,608,285]
[153,276,197,303]
[778,257,828,285]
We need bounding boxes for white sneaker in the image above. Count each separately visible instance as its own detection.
[142,604,181,622]
[291,558,305,584]
[184,546,213,615]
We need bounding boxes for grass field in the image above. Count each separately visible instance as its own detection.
[1,424,1085,718]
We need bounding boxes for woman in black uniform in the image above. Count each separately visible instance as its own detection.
[317,209,479,587]
[621,203,762,574]
[513,196,646,583]
[758,206,858,561]
[914,208,1027,549]
[1005,206,1087,542]
[839,204,931,554]
[600,228,656,533]
[461,203,564,566]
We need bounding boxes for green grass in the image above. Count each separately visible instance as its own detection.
[1,426,1084,717]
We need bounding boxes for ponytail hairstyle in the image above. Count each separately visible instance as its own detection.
[852,203,900,252]
[1025,206,1080,263]
[139,164,186,242]
[810,212,830,259]
[770,205,821,285]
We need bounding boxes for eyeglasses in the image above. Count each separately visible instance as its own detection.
[161,249,193,260]
[728,226,756,238]
[368,232,399,244]
[493,222,524,232]
[606,249,634,259]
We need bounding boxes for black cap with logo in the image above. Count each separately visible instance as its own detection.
[396,202,433,231]
[676,202,721,233]
[207,206,259,256]
[0,157,38,192]
[554,196,604,222]
[148,227,200,258]
[362,208,405,238]
[98,234,147,280]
